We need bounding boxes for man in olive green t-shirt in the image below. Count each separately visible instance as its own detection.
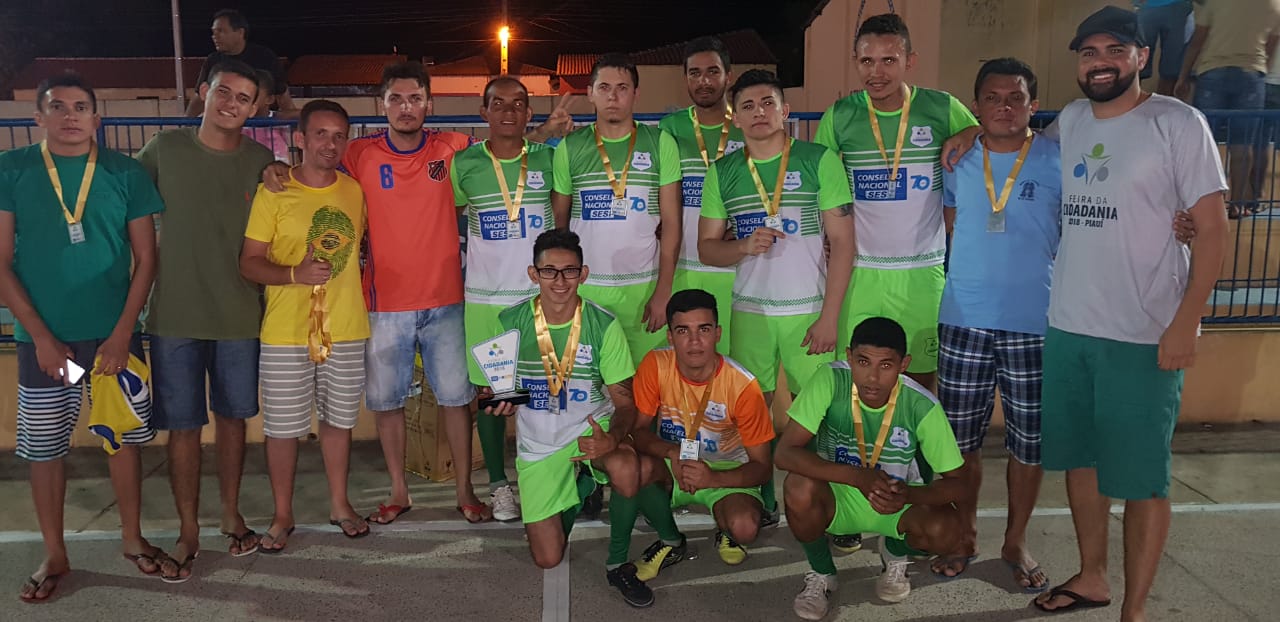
[136,58,275,581]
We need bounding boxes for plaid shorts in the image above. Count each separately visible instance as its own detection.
[937,324,1044,465]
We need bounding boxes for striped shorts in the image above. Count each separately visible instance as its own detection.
[937,325,1044,465]
[16,336,156,462]
[260,341,366,439]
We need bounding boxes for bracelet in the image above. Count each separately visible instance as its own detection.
[289,266,295,284]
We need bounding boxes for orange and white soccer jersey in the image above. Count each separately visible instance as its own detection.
[342,129,476,312]
[634,348,774,464]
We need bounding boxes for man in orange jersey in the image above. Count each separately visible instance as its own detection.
[627,288,775,576]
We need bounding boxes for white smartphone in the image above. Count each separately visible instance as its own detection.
[62,359,86,385]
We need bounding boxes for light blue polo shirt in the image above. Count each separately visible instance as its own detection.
[941,134,1061,336]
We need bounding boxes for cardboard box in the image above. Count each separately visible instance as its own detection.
[404,366,485,482]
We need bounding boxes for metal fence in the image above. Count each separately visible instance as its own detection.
[1,110,1277,341]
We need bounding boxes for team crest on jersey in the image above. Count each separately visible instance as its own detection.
[526,170,546,190]
[428,159,448,182]
[725,140,745,155]
[889,426,911,449]
[631,151,653,171]
[910,126,933,147]
[783,171,803,191]
[704,400,727,422]
[575,344,593,365]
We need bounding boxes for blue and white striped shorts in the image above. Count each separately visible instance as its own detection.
[936,325,1043,465]
[16,335,156,462]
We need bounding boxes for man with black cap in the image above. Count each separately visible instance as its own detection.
[1030,6,1227,620]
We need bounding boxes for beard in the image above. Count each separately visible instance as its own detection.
[1078,68,1135,103]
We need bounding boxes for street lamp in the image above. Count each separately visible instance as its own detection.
[499,26,510,74]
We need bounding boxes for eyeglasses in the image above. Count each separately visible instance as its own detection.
[535,266,583,280]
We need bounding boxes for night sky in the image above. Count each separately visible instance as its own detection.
[0,0,825,91]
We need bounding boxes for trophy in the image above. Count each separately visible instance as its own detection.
[471,329,531,410]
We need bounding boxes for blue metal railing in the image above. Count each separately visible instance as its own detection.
[2,110,1277,342]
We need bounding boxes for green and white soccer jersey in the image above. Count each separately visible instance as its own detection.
[552,123,681,287]
[787,361,964,483]
[658,107,744,275]
[453,140,555,307]
[498,297,636,461]
[700,138,852,316]
[815,87,977,269]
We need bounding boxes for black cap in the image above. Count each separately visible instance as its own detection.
[1068,6,1143,51]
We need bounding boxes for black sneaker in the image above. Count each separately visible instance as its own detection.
[832,533,863,554]
[633,536,687,581]
[579,469,604,520]
[759,508,781,529]
[606,563,654,608]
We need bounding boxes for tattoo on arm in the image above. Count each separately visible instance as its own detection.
[610,377,635,401]
[833,204,852,217]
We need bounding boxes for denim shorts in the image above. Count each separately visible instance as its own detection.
[150,336,261,431]
[365,304,475,410]
[1195,66,1266,145]
[1137,1,1192,80]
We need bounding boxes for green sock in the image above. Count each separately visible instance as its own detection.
[884,536,926,557]
[636,484,683,546]
[563,472,595,538]
[802,537,837,576]
[606,489,639,568]
[477,411,509,489]
[760,438,779,512]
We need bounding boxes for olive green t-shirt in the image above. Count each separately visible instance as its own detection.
[137,128,275,340]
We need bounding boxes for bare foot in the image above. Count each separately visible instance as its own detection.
[19,558,70,602]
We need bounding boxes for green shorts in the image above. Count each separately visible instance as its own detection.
[666,459,764,510]
[731,311,835,394]
[1041,328,1183,500]
[514,417,613,524]
[672,269,735,356]
[580,282,666,366]
[464,301,507,385]
[827,482,908,539]
[841,265,944,374]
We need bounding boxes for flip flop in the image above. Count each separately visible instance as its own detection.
[258,526,296,555]
[367,503,412,525]
[329,517,370,539]
[19,572,65,602]
[457,503,493,524]
[1032,585,1111,613]
[122,548,167,577]
[1006,559,1049,593]
[929,554,977,579]
[221,529,260,557]
[161,550,199,585]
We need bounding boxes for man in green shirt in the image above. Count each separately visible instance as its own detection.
[137,59,277,581]
[777,317,967,620]
[1,73,166,601]
[659,36,744,355]
[480,229,681,609]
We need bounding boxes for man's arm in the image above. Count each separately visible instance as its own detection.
[1175,26,1211,99]
[705,442,773,489]
[629,412,680,462]
[0,212,72,378]
[774,420,875,489]
[643,180,682,331]
[94,215,159,372]
[1159,190,1227,370]
[902,467,967,507]
[605,377,639,446]
[525,95,576,144]
[551,139,572,229]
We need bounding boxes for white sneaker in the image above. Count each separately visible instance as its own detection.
[490,485,520,522]
[793,571,837,620]
[875,549,911,603]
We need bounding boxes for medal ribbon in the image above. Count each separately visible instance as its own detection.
[40,140,97,225]
[593,123,638,199]
[982,131,1034,214]
[743,138,792,218]
[690,105,733,167]
[488,141,529,222]
[866,84,912,182]
[851,379,901,469]
[532,296,583,397]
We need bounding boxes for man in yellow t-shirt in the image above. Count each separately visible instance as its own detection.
[240,100,370,550]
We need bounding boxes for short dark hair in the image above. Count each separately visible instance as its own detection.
[482,76,529,107]
[850,317,908,358]
[298,99,349,133]
[36,72,97,113]
[206,58,261,98]
[683,36,731,73]
[253,69,275,98]
[974,57,1038,101]
[213,9,249,34]
[855,13,912,54]
[730,69,785,105]
[533,229,584,265]
[380,61,431,98]
[666,289,719,327]
[590,53,639,89]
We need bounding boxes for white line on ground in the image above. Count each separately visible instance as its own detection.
[542,542,570,622]
[0,501,1276,544]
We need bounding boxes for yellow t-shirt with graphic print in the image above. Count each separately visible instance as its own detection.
[244,170,370,345]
